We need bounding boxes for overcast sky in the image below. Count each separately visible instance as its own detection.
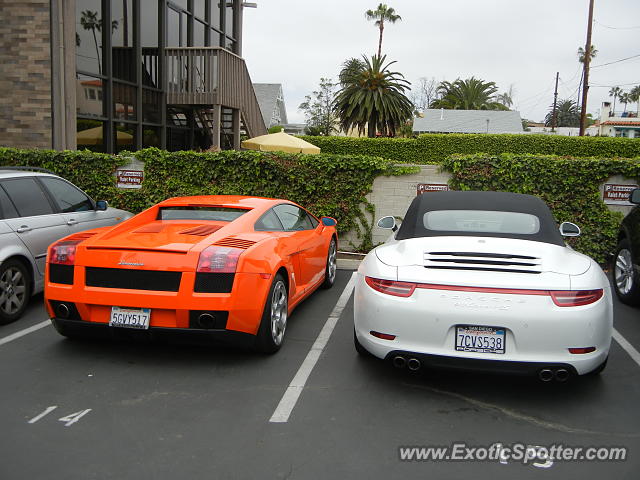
[243,0,640,125]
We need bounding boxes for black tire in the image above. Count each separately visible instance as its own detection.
[255,274,288,354]
[321,238,337,289]
[613,239,640,306]
[354,329,370,356]
[587,356,608,376]
[0,259,32,325]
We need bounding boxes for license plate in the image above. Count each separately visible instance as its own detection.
[455,325,505,354]
[109,307,151,330]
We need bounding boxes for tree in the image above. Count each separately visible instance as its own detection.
[630,85,640,115]
[365,4,401,57]
[619,91,631,113]
[80,11,118,75]
[496,84,515,109]
[334,55,414,137]
[409,77,438,114]
[545,99,580,127]
[577,45,598,63]
[609,86,622,114]
[430,77,508,110]
[298,78,339,136]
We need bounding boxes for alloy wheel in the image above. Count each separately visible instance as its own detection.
[270,281,288,346]
[615,248,635,295]
[0,266,27,315]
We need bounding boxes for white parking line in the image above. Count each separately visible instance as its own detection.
[613,328,640,368]
[270,272,357,423]
[0,320,51,347]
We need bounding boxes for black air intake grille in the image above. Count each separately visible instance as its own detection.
[85,267,182,291]
[49,264,74,285]
[194,273,235,293]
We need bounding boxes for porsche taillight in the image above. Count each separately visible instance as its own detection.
[197,246,243,273]
[49,239,83,265]
[365,277,416,297]
[550,290,604,307]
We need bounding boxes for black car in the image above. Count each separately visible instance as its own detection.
[614,188,640,305]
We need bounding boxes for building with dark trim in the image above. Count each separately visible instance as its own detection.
[0,0,266,153]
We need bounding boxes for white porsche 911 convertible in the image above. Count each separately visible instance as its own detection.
[354,191,612,381]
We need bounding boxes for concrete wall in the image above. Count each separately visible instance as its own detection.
[0,1,52,148]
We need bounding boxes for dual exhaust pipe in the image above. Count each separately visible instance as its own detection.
[538,368,570,382]
[393,355,421,371]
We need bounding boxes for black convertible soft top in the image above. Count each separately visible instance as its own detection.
[395,191,565,246]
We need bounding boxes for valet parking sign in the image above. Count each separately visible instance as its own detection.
[116,169,144,189]
[603,184,638,205]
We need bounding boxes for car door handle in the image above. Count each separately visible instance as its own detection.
[16,225,32,233]
[66,219,78,225]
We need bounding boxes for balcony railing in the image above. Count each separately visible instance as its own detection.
[165,47,266,137]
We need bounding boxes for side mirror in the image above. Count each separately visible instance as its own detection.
[630,188,640,205]
[377,216,397,232]
[321,216,337,227]
[95,200,109,211]
[560,222,580,237]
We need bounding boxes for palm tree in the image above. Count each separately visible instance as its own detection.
[577,45,598,63]
[630,85,640,115]
[545,99,580,127]
[430,77,508,110]
[80,10,103,74]
[496,85,515,109]
[619,92,631,113]
[365,4,402,57]
[609,86,622,115]
[334,55,414,137]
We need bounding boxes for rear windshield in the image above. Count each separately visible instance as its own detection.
[423,210,540,235]
[158,206,248,222]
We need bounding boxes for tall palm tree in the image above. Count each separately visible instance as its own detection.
[577,45,598,63]
[619,92,631,113]
[430,77,508,110]
[545,99,580,127]
[609,86,622,115]
[80,10,103,74]
[630,85,640,115]
[334,55,414,137]
[365,4,401,57]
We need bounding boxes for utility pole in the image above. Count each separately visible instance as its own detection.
[551,72,559,132]
[579,0,595,136]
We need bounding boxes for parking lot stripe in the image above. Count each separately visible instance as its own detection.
[613,328,640,368]
[0,320,51,347]
[269,272,357,423]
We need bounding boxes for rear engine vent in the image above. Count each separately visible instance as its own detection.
[85,267,182,291]
[213,238,256,249]
[424,252,542,274]
[180,225,223,236]
[194,273,235,293]
[67,232,97,242]
[132,224,164,233]
[49,264,74,284]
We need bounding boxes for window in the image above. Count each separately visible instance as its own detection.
[158,206,249,221]
[0,178,54,217]
[423,210,541,235]
[88,89,96,100]
[39,177,94,213]
[255,209,284,231]
[274,204,314,231]
[0,186,18,219]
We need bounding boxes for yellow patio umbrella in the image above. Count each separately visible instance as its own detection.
[241,131,320,154]
[77,126,134,146]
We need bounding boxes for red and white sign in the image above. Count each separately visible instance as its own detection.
[603,184,638,205]
[116,170,144,189]
[417,183,449,195]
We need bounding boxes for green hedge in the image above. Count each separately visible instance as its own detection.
[300,134,640,164]
[0,147,411,250]
[441,153,640,263]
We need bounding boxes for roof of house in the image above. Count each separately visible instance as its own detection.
[413,109,523,134]
[601,121,640,127]
[253,83,288,127]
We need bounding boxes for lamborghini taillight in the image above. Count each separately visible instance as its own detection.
[49,239,83,265]
[197,246,243,273]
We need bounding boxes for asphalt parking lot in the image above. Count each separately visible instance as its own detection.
[1,269,640,479]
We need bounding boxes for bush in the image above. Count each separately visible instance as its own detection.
[300,134,640,164]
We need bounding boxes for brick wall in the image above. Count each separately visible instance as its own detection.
[0,1,52,148]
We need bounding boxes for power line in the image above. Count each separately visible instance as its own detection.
[591,54,640,69]
[594,19,640,30]
[591,82,640,87]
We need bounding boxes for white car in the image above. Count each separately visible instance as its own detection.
[354,191,612,381]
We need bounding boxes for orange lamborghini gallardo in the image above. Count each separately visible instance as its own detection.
[44,196,338,353]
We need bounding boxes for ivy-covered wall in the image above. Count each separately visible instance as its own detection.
[441,153,640,263]
[300,134,640,164]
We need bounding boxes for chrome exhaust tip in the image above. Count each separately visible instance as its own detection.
[555,368,570,382]
[392,356,407,369]
[407,358,421,371]
[197,313,216,329]
[539,369,554,382]
[56,303,70,319]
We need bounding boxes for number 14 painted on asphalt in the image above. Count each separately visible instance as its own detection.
[28,406,91,427]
